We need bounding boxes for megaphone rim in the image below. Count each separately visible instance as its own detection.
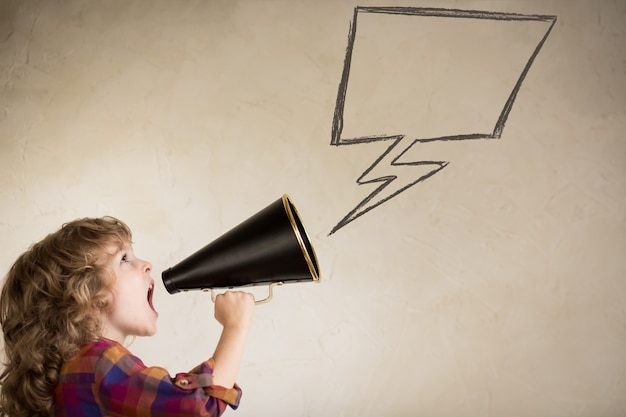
[281,194,321,282]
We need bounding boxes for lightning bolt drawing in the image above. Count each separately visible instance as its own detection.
[329,6,556,235]
[329,135,448,234]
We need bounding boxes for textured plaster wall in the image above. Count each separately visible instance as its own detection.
[1,1,625,416]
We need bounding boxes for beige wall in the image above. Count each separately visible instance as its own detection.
[1,0,625,416]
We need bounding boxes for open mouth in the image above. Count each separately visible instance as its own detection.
[147,282,158,316]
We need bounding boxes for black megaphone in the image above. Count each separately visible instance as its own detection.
[161,194,320,304]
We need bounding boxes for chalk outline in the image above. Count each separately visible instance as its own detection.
[330,6,557,234]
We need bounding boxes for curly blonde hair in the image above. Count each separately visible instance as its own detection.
[0,216,132,417]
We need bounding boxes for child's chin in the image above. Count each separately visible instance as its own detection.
[137,326,157,338]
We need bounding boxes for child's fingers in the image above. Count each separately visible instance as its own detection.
[214,291,255,328]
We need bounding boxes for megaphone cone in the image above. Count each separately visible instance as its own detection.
[162,195,320,302]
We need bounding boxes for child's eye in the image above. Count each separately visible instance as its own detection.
[121,254,129,263]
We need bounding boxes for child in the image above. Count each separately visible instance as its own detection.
[0,216,255,417]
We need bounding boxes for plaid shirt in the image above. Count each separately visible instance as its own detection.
[54,338,241,417]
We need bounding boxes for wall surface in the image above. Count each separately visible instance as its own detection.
[1,0,625,416]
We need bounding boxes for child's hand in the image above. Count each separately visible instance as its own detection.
[213,291,255,331]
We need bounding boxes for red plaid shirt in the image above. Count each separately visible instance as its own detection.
[54,338,241,416]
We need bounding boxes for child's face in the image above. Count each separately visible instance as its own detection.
[100,242,159,344]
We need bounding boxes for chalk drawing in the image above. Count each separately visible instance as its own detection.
[329,7,557,235]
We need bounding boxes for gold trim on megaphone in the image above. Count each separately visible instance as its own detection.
[281,194,321,282]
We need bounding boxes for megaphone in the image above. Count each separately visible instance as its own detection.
[162,194,320,304]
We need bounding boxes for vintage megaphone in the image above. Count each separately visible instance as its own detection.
[162,194,320,304]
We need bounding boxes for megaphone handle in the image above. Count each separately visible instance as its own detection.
[208,282,284,305]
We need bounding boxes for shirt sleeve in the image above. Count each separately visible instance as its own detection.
[95,344,242,417]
